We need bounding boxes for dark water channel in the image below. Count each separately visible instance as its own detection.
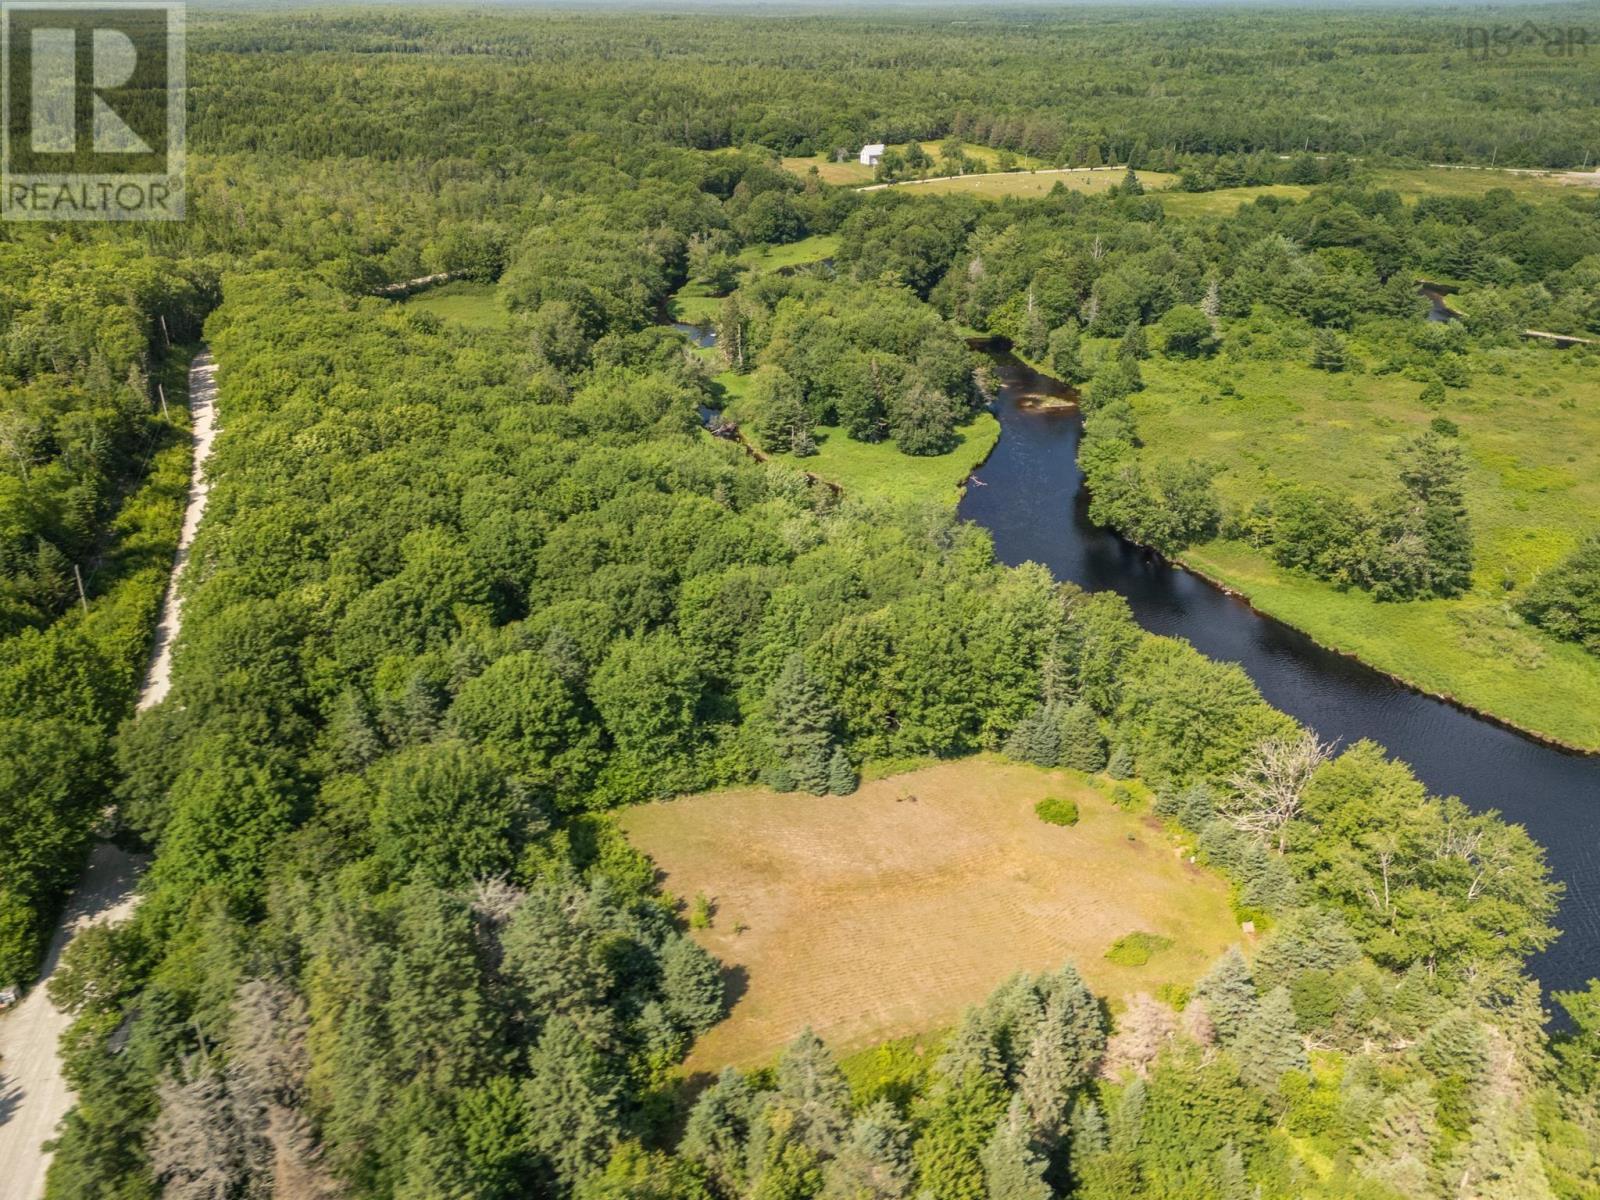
[670,309,1598,999]
[957,352,1599,1001]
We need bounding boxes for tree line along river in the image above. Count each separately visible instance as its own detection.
[673,314,1599,1002]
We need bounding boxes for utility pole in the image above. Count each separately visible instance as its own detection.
[157,383,169,417]
[73,565,88,612]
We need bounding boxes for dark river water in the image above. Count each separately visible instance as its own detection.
[958,352,1600,1000]
[673,313,1598,999]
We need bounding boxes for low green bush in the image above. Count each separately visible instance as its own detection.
[1105,930,1174,967]
[1034,795,1079,826]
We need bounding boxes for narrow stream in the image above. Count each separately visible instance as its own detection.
[958,352,1599,1000]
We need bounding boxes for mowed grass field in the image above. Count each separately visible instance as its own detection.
[1158,165,1594,218]
[1131,342,1600,748]
[782,143,1045,186]
[620,758,1240,1071]
[863,167,1177,200]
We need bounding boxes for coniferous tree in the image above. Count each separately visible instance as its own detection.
[823,1100,915,1200]
[1356,1080,1438,1197]
[980,1097,1051,1200]
[660,935,727,1036]
[1118,320,1148,362]
[1192,948,1257,1044]
[1236,986,1305,1089]
[1004,704,1062,768]
[1018,975,1105,1144]
[938,1008,1005,1086]
[1067,1096,1107,1169]
[1105,744,1134,780]
[1057,704,1106,772]
[682,1068,765,1196]
[826,747,858,796]
[1120,167,1144,196]
[523,1016,621,1190]
[766,655,838,795]
[914,1067,1007,1200]
[775,1029,852,1157]
[1309,328,1348,372]
[1046,320,1084,383]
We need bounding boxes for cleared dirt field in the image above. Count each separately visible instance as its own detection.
[620,758,1239,1071]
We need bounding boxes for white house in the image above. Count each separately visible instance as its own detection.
[859,143,885,167]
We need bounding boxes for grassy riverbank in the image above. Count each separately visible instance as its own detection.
[1128,340,1600,750]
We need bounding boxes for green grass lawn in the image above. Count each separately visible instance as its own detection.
[1129,339,1600,748]
[704,365,998,508]
[792,416,1000,507]
[668,284,723,325]
[1157,166,1586,220]
[1158,184,1313,218]
[399,280,510,329]
[735,233,839,272]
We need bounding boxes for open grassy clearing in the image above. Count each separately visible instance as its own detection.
[700,379,999,508]
[782,143,1045,186]
[735,232,839,272]
[1370,165,1599,203]
[1130,340,1600,748]
[1157,165,1592,219]
[786,415,1000,507]
[399,280,510,329]
[1158,184,1313,218]
[864,167,1177,200]
[620,757,1239,1071]
[668,235,840,325]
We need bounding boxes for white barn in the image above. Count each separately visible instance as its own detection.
[859,143,885,166]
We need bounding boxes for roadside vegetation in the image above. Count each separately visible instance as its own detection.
[0,246,212,987]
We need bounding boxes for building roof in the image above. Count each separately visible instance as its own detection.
[861,143,886,155]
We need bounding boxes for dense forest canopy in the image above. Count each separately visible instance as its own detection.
[0,5,1596,1200]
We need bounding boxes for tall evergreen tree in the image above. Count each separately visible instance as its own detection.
[826,747,858,796]
[775,1028,853,1157]
[682,1068,765,1196]
[914,1068,1008,1200]
[980,1097,1051,1200]
[1117,319,1148,362]
[1057,704,1106,773]
[1004,704,1062,768]
[1017,980,1106,1155]
[1236,986,1305,1089]
[766,655,838,795]
[660,935,727,1036]
[823,1100,914,1200]
[1357,1080,1438,1197]
[523,1016,621,1190]
[1192,948,1257,1044]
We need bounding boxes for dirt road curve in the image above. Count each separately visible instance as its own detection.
[0,349,217,1200]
